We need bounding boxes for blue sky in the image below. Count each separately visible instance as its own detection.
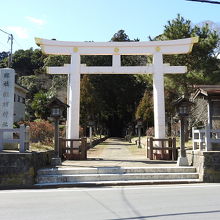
[0,0,220,52]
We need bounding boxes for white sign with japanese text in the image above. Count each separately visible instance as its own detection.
[0,68,15,139]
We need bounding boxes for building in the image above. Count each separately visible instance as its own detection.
[14,83,28,122]
[192,85,220,129]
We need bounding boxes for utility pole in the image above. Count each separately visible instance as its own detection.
[8,34,13,67]
[0,28,13,67]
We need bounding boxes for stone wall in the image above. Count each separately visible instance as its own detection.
[0,151,53,189]
[186,150,220,182]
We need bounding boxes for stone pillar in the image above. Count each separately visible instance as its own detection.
[0,68,16,149]
[67,52,80,139]
[177,117,188,166]
[153,52,166,139]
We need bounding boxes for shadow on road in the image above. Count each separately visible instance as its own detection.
[108,210,220,220]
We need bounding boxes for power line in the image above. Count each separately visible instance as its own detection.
[0,28,11,35]
[186,0,220,4]
[0,40,9,49]
[0,28,13,67]
[14,38,23,49]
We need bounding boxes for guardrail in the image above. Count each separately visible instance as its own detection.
[192,126,220,151]
[0,125,30,153]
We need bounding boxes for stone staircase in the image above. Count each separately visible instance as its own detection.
[35,167,201,187]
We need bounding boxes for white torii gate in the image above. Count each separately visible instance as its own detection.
[35,37,198,140]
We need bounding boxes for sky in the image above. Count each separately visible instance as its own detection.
[0,0,220,53]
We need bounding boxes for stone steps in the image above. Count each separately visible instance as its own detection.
[35,167,201,187]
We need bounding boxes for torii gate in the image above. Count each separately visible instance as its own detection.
[35,37,198,140]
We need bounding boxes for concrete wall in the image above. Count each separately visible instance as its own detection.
[187,150,220,182]
[0,151,53,189]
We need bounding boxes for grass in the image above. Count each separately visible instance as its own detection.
[30,143,53,152]
[127,144,146,156]
[175,138,193,150]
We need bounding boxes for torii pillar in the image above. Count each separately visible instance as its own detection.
[68,51,81,139]
[153,50,165,138]
[35,37,198,140]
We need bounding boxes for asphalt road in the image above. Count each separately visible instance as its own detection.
[0,184,220,220]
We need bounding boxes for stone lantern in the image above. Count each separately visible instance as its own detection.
[48,98,69,166]
[173,96,193,166]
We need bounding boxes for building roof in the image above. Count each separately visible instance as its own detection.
[172,95,194,106]
[47,97,69,109]
[193,85,220,100]
[15,83,29,93]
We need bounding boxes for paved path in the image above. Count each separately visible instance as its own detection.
[61,138,176,168]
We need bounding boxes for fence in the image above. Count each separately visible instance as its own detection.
[0,125,30,153]
[192,126,220,151]
[146,137,177,160]
[59,137,87,160]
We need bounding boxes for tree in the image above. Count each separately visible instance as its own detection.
[0,51,9,61]
[80,75,97,126]
[18,74,52,120]
[80,30,147,136]
[11,48,46,76]
[135,91,154,127]
[0,51,9,67]
[152,14,220,95]
[31,91,52,119]
[111,30,130,42]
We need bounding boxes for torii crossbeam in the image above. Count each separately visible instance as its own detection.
[35,37,198,140]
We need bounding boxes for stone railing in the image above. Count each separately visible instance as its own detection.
[0,125,30,153]
[192,126,220,151]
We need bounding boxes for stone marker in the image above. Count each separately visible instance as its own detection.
[0,68,15,149]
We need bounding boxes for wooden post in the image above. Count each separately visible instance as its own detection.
[168,138,172,160]
[161,140,164,159]
[172,137,177,160]
[80,138,87,160]
[146,138,149,158]
[70,140,73,155]
[149,137,153,160]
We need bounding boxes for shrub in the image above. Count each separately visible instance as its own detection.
[28,120,54,145]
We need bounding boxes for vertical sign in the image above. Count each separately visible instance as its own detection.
[0,68,15,139]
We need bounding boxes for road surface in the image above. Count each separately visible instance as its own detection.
[0,184,220,220]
